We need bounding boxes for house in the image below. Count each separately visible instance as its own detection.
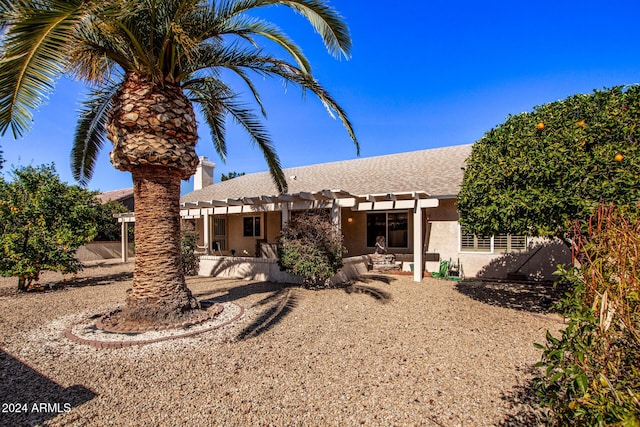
[96,187,134,211]
[77,188,135,261]
[178,145,571,282]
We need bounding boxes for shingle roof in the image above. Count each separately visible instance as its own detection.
[181,144,472,203]
[97,188,134,203]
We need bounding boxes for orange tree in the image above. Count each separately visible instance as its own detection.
[0,165,99,291]
[458,86,640,242]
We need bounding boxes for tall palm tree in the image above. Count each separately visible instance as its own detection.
[0,0,359,323]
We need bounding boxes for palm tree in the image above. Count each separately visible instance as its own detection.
[0,0,359,323]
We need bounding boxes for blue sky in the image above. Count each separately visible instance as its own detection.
[2,0,640,194]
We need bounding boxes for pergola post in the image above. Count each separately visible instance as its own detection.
[121,221,129,263]
[202,211,210,254]
[331,201,341,229]
[281,202,289,228]
[413,205,423,282]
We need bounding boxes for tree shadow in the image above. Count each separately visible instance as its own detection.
[236,288,299,340]
[66,271,133,288]
[343,284,392,303]
[355,273,399,285]
[193,277,393,340]
[498,365,548,426]
[455,280,570,314]
[0,349,96,426]
[475,240,571,281]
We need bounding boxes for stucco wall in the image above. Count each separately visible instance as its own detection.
[423,199,572,280]
[198,255,370,284]
[76,241,134,261]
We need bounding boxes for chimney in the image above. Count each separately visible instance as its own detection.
[194,156,215,191]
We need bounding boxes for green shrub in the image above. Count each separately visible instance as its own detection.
[277,210,346,288]
[0,165,99,291]
[459,86,640,239]
[535,205,640,426]
[181,231,199,276]
[94,200,131,242]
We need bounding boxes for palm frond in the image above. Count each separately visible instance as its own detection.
[0,0,87,138]
[216,0,351,59]
[71,79,121,185]
[224,99,287,192]
[211,14,312,73]
[187,76,287,192]
[279,0,352,59]
[253,60,359,154]
[185,78,232,161]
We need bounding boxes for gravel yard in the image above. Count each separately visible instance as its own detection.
[0,260,565,426]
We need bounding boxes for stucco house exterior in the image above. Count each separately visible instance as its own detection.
[175,145,571,282]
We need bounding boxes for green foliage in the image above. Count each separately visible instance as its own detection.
[94,200,130,241]
[220,171,245,181]
[459,86,640,238]
[535,206,640,426]
[0,164,99,291]
[181,231,199,276]
[0,0,359,193]
[277,210,346,288]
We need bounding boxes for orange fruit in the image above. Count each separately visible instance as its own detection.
[536,122,545,130]
[614,153,624,162]
[577,120,586,127]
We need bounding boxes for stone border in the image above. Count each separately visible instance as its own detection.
[95,303,224,333]
[65,303,245,349]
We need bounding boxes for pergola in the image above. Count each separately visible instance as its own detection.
[115,189,439,282]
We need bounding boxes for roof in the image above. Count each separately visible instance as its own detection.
[181,144,472,204]
[97,188,134,204]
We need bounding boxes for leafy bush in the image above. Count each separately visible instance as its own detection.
[277,210,346,288]
[181,231,199,276]
[459,86,640,239]
[0,165,99,290]
[94,200,131,241]
[535,205,640,425]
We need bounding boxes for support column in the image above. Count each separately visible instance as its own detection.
[413,205,423,282]
[331,201,341,229]
[121,221,129,263]
[203,210,210,254]
[281,203,289,228]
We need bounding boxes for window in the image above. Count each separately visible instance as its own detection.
[460,225,527,253]
[367,212,408,248]
[243,216,261,237]
[213,217,227,251]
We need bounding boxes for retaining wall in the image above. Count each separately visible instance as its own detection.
[198,255,371,284]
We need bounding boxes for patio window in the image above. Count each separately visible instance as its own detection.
[243,216,261,238]
[213,217,227,251]
[366,212,408,248]
[459,225,527,253]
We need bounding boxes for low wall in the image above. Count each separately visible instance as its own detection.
[198,255,371,284]
[76,242,134,262]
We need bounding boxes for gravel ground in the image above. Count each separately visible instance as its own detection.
[0,260,565,426]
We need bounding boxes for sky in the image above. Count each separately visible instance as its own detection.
[2,0,640,195]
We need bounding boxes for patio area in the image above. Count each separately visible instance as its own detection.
[0,261,564,426]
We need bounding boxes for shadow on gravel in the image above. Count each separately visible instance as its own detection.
[344,284,391,303]
[454,280,570,314]
[237,288,299,340]
[193,277,393,340]
[0,349,96,426]
[0,271,133,297]
[498,366,548,426]
[356,274,398,285]
[67,271,133,288]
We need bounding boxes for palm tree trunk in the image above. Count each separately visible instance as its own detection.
[106,72,201,323]
[122,165,199,322]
